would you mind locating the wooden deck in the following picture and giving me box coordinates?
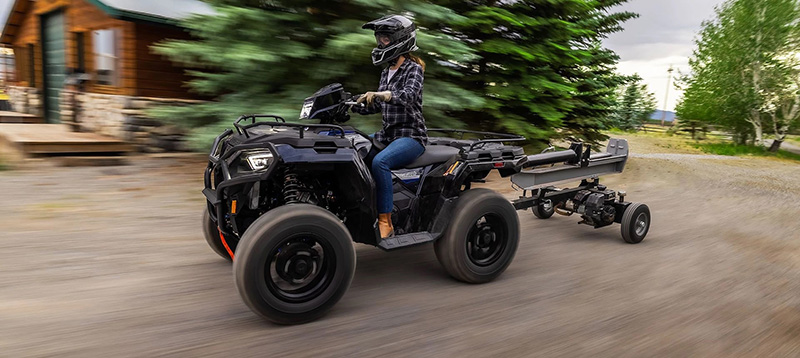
[0,124,132,165]
[0,111,44,124]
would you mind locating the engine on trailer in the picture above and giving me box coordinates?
[563,185,618,228]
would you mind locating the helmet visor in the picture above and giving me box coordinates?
[375,33,392,49]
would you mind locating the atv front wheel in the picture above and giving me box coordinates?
[203,208,233,262]
[233,204,356,325]
[434,189,520,283]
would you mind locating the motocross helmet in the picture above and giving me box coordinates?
[362,15,419,67]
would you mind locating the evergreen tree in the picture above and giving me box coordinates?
[152,0,480,146]
[440,0,636,145]
[153,0,634,148]
[608,76,657,131]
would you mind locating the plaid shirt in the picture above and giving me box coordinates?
[355,60,427,145]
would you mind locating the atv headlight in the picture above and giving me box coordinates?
[245,151,274,171]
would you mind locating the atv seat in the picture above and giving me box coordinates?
[404,145,460,168]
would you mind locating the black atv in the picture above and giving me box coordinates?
[202,83,651,324]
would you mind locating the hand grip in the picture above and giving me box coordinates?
[345,101,365,108]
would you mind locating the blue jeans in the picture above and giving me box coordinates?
[372,137,425,214]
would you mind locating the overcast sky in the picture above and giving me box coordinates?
[0,0,722,111]
[604,0,725,111]
[0,0,9,29]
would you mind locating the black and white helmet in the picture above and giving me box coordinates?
[362,15,419,67]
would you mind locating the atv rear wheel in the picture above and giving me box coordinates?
[202,208,233,262]
[233,204,356,325]
[434,189,520,284]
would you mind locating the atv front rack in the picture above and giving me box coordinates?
[233,114,346,139]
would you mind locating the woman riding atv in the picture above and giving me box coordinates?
[354,14,428,239]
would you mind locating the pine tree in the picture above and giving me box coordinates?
[440,0,636,146]
[151,0,481,147]
[609,76,657,131]
[153,0,634,149]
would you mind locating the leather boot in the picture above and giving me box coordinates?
[378,213,395,239]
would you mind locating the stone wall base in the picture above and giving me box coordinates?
[59,90,202,152]
[7,86,42,117]
[8,85,201,153]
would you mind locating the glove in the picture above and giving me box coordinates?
[356,91,392,106]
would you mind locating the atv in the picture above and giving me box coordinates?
[202,83,651,324]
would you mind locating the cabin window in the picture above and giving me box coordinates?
[2,47,16,83]
[75,32,86,73]
[27,44,35,85]
[92,29,118,86]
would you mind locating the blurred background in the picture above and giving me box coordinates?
[0,0,796,153]
[1,0,799,357]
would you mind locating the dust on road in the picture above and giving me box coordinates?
[1,135,799,357]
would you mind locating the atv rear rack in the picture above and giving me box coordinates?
[427,128,526,151]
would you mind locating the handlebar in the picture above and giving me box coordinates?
[344,101,365,108]
[346,92,390,108]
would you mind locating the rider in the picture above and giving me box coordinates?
[354,14,428,239]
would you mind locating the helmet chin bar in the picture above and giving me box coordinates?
[370,37,417,66]
[371,49,387,66]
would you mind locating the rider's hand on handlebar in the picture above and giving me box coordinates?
[357,91,392,106]
[347,95,365,112]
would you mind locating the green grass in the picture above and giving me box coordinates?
[693,142,800,162]
[607,127,640,135]
[788,136,800,145]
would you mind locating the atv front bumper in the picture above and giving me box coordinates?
[203,130,281,237]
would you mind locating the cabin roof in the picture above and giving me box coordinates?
[1,0,214,44]
[87,0,215,24]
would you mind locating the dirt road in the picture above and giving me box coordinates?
[1,135,799,357]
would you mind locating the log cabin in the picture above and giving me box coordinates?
[0,0,214,150]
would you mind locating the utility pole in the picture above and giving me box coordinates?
[661,65,674,127]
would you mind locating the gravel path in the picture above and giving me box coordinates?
[631,153,744,160]
[1,136,800,357]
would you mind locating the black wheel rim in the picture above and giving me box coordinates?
[265,234,336,303]
[541,200,554,214]
[466,214,508,267]
[634,212,649,237]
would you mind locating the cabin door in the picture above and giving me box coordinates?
[40,10,66,123]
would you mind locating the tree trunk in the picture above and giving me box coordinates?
[768,139,783,152]
[734,132,745,145]
[749,14,764,147]
[772,103,794,153]
[753,123,764,146]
